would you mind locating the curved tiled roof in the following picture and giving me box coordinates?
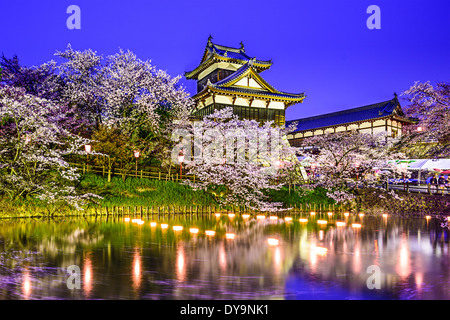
[286,97,415,132]
[185,40,272,79]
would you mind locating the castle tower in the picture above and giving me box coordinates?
[185,36,305,126]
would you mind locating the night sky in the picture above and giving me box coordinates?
[2,0,450,120]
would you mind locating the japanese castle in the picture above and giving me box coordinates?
[186,38,416,144]
[185,36,306,126]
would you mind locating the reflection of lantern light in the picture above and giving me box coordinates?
[173,226,183,231]
[284,217,293,222]
[327,212,333,216]
[256,215,265,220]
[84,144,92,154]
[84,255,93,297]
[161,224,169,229]
[382,214,388,218]
[314,246,328,255]
[131,219,140,223]
[205,230,215,236]
[317,220,327,225]
[425,215,431,220]
[132,250,141,290]
[215,213,221,218]
[242,214,250,219]
[124,217,130,222]
[310,212,316,215]
[150,222,157,227]
[22,270,31,299]
[137,220,144,225]
[344,212,350,217]
[299,218,308,223]
[176,244,185,282]
[447,216,450,221]
[268,238,279,246]
[225,233,235,240]
[189,228,199,234]
[228,213,235,218]
[359,213,364,217]
[336,221,346,227]
[352,223,362,228]
[270,216,278,220]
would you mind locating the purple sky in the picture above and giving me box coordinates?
[2,0,450,120]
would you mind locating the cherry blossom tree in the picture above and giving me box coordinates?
[177,107,298,211]
[0,85,100,211]
[400,81,450,157]
[55,46,194,165]
[0,53,61,101]
[298,131,406,205]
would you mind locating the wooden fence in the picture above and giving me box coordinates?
[80,202,346,218]
[69,162,197,182]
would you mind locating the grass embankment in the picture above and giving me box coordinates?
[0,174,336,217]
[81,174,334,208]
[79,173,217,207]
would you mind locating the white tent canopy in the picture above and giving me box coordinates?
[387,159,450,183]
[387,159,450,171]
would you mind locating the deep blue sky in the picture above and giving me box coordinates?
[2,0,450,120]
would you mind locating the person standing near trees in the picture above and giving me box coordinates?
[430,175,438,194]
[438,175,448,195]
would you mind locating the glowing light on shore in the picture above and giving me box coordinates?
[189,228,199,234]
[382,214,388,218]
[284,216,293,222]
[124,217,130,222]
[268,238,279,246]
[161,224,169,229]
[359,213,364,217]
[336,221,346,227]
[242,214,250,219]
[317,220,327,225]
[173,225,183,231]
[150,222,157,227]
[228,213,235,218]
[256,215,266,220]
[447,216,450,221]
[225,233,236,240]
[215,213,221,218]
[310,212,316,215]
[352,223,362,228]
[299,218,308,223]
[344,212,349,217]
[327,212,333,216]
[205,230,215,236]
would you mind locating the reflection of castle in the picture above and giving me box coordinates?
[185,36,305,127]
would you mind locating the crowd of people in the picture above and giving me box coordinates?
[429,174,450,193]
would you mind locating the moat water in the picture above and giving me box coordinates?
[0,212,449,300]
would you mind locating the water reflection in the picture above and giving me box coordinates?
[0,214,449,299]
[83,253,93,298]
[22,268,31,299]
[132,248,142,292]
